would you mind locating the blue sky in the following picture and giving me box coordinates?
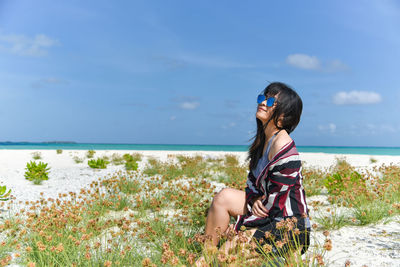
[0,0,399,146]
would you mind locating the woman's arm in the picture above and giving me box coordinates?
[244,171,264,208]
[263,152,301,217]
[245,175,269,217]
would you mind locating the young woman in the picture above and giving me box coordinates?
[203,82,310,257]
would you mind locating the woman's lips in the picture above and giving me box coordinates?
[258,107,266,112]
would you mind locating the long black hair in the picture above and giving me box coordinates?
[248,82,303,170]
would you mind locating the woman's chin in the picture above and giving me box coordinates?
[256,114,268,123]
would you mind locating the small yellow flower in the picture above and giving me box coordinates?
[323,239,332,251]
[264,231,272,239]
[276,240,284,249]
[262,243,273,253]
[56,243,64,253]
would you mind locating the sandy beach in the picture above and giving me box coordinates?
[0,149,399,266]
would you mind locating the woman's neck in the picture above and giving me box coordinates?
[264,123,280,143]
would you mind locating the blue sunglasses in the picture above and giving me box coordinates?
[257,94,276,107]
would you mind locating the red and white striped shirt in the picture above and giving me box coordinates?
[236,141,309,230]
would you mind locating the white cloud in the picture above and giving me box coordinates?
[333,91,382,105]
[179,101,200,110]
[0,32,59,57]
[286,54,349,72]
[172,96,200,110]
[318,123,336,134]
[286,54,321,70]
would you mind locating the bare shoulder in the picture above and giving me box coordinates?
[268,130,293,161]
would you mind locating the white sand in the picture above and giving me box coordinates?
[0,149,400,266]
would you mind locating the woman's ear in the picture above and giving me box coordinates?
[277,114,284,128]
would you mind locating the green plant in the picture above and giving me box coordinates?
[302,167,326,196]
[111,153,124,165]
[123,154,139,171]
[24,161,50,184]
[32,151,42,160]
[207,154,247,189]
[109,194,131,211]
[86,150,96,158]
[56,149,63,154]
[315,208,350,229]
[323,159,366,197]
[369,157,377,164]
[123,153,142,162]
[0,154,337,267]
[120,179,141,195]
[0,185,11,201]
[324,171,365,196]
[125,160,138,171]
[354,200,392,225]
[88,158,109,169]
[73,156,84,164]
[221,155,247,189]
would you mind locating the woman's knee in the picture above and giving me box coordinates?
[211,188,231,208]
[210,188,246,216]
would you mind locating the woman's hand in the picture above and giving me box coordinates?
[252,196,268,218]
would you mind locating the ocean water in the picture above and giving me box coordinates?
[0,143,400,155]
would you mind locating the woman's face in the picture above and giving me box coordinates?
[256,94,277,125]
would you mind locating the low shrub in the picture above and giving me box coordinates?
[111,153,124,165]
[56,149,63,154]
[73,156,84,164]
[32,151,42,160]
[0,185,11,201]
[88,158,109,169]
[124,153,142,162]
[24,161,50,185]
[123,154,139,171]
[302,167,326,196]
[323,158,366,198]
[324,171,365,196]
[86,150,96,158]
[221,155,247,189]
[125,160,138,171]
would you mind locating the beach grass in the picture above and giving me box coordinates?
[0,154,399,266]
[86,150,96,159]
[31,152,42,160]
[73,156,84,164]
[302,168,326,196]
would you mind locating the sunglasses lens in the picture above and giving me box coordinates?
[266,97,275,107]
[257,94,266,104]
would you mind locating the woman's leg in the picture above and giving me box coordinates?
[204,188,247,246]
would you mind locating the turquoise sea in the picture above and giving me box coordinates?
[0,142,400,155]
